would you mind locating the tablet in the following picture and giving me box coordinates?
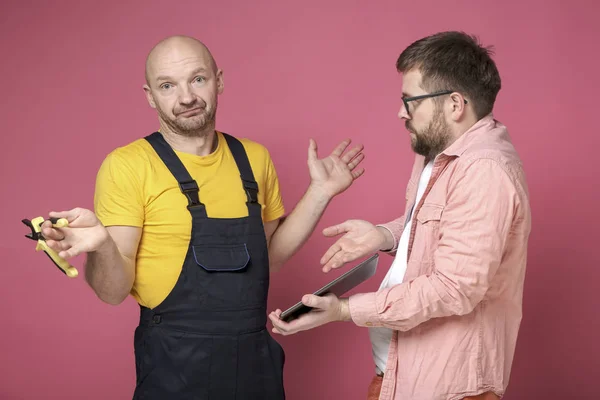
[279,253,379,322]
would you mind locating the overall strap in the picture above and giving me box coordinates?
[144,132,207,218]
[222,133,262,218]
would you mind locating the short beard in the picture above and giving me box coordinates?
[406,109,450,159]
[157,100,218,137]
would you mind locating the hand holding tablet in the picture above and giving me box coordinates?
[279,253,379,322]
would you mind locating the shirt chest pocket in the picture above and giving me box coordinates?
[411,203,444,265]
[416,203,444,227]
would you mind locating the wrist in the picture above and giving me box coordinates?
[376,226,394,251]
[92,226,113,254]
[306,183,334,204]
[338,298,352,321]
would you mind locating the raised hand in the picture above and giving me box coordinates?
[307,138,365,199]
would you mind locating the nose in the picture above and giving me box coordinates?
[398,103,410,120]
[177,84,195,105]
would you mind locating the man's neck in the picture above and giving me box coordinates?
[159,124,218,156]
[442,114,480,153]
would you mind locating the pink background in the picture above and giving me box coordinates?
[1,1,598,399]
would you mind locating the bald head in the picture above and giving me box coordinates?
[142,35,224,138]
[145,35,218,85]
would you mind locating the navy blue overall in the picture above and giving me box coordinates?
[132,131,286,400]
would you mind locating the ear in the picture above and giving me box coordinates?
[143,84,156,109]
[449,92,467,121]
[216,69,224,94]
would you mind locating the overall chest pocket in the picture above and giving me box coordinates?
[192,244,250,272]
[192,243,267,310]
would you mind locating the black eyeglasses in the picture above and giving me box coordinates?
[402,90,468,115]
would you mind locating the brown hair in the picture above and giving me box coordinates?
[396,31,501,119]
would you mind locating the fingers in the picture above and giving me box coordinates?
[320,242,342,267]
[48,208,81,223]
[45,239,66,253]
[269,294,337,336]
[268,308,318,336]
[322,249,360,272]
[322,252,348,272]
[58,246,83,260]
[322,221,351,238]
[301,294,328,309]
[330,139,351,157]
[349,154,366,179]
[321,222,351,266]
[351,167,365,180]
[347,152,365,170]
[269,311,290,335]
[41,223,66,241]
[45,239,80,259]
[307,138,318,162]
[340,143,364,164]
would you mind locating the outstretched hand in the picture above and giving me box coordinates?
[41,207,110,259]
[307,138,365,199]
[320,219,388,272]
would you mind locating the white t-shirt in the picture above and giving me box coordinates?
[369,160,434,374]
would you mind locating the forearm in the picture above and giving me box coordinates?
[376,216,406,254]
[84,237,135,305]
[348,261,493,331]
[268,184,331,271]
[376,226,395,252]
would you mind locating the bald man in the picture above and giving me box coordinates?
[41,35,365,399]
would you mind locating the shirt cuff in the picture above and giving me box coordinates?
[348,292,383,327]
[376,224,398,253]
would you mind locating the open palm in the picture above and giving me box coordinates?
[307,138,365,198]
[320,219,387,272]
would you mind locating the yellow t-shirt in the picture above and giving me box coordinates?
[94,131,286,309]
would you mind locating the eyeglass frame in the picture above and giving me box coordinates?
[402,90,468,115]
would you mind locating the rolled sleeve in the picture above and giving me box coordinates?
[376,216,405,254]
[348,292,382,327]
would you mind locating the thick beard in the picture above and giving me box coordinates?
[157,100,218,137]
[407,110,450,159]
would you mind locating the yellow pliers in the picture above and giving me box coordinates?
[22,216,78,278]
